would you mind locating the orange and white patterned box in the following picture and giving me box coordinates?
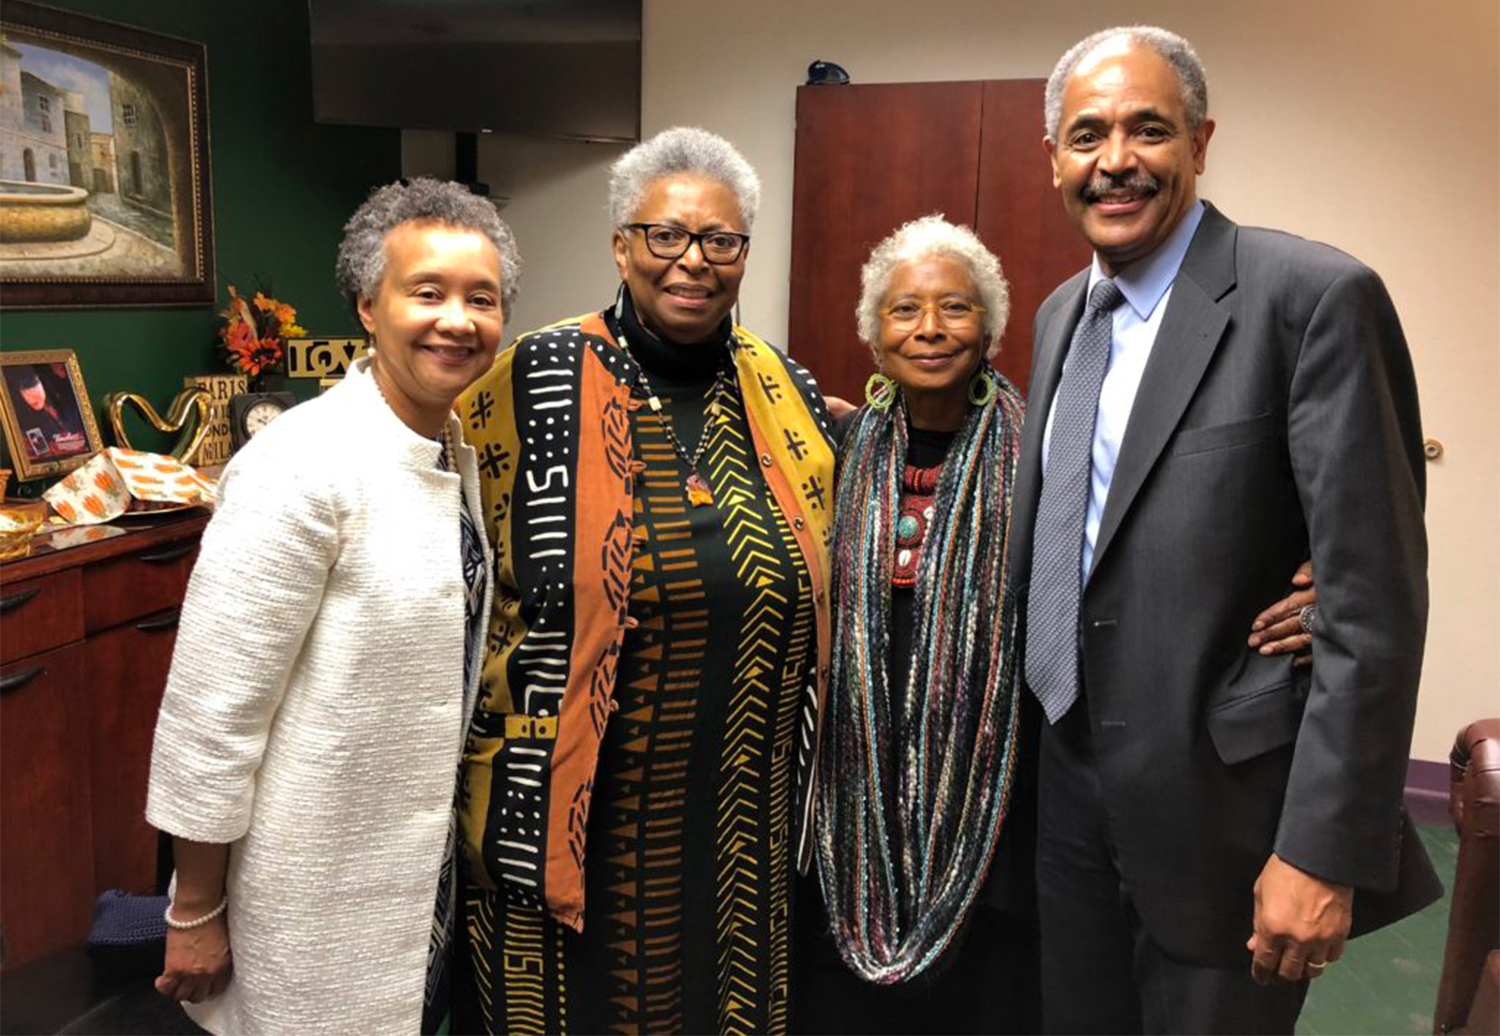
[44,448,216,525]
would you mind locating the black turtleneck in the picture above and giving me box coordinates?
[606,287,736,450]
[607,286,734,387]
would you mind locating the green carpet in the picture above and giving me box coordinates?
[1298,824,1458,1035]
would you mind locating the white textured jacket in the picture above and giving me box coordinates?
[146,359,492,1034]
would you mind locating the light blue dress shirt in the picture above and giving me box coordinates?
[1042,200,1205,583]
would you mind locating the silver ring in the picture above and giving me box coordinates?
[1298,604,1316,634]
[1307,960,1329,973]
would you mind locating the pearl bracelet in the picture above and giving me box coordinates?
[164,895,228,930]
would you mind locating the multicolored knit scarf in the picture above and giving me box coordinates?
[815,368,1025,984]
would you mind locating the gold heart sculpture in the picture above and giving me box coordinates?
[103,388,214,466]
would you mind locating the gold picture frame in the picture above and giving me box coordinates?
[0,349,104,480]
[0,2,216,309]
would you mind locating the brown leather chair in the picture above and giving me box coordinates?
[1434,718,1500,1035]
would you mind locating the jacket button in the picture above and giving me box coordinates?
[793,517,805,530]
[760,453,773,467]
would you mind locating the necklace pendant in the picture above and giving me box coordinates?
[685,471,714,507]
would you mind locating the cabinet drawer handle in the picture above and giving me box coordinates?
[0,665,45,694]
[0,588,40,613]
[139,542,198,564]
[136,608,181,632]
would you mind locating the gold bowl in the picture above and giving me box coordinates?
[0,506,44,562]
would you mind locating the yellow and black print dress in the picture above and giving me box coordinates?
[455,297,834,1035]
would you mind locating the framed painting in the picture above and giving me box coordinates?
[0,349,103,479]
[0,1,214,308]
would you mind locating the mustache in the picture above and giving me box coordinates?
[1082,172,1161,203]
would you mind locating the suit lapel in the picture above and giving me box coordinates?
[1089,206,1238,577]
[1009,270,1089,586]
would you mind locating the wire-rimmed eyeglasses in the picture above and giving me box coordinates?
[881,299,987,329]
[627,223,750,265]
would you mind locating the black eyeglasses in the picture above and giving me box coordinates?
[627,223,750,264]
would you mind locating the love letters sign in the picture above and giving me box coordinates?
[285,338,367,382]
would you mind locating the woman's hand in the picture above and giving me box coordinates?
[156,914,233,1003]
[1248,560,1316,666]
[157,837,233,1003]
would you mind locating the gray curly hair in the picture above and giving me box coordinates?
[1044,25,1209,140]
[856,215,1010,361]
[335,177,521,319]
[608,127,761,231]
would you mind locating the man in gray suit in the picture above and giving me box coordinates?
[1013,25,1442,1032]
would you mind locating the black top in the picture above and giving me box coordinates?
[832,412,955,699]
[889,425,955,697]
[608,286,733,382]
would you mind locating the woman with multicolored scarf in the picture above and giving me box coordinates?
[797,215,1036,1034]
[454,127,835,1035]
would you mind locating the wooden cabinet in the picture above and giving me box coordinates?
[0,512,209,970]
[0,570,83,664]
[0,642,92,973]
[85,618,181,895]
[788,79,1092,402]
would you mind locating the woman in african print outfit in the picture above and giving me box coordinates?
[454,127,836,1035]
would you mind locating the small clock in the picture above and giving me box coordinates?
[228,391,297,452]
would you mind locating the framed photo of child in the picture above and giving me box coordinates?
[0,349,104,480]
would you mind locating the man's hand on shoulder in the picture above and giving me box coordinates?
[1246,852,1353,985]
[823,395,856,420]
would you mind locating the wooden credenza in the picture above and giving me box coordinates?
[0,510,210,970]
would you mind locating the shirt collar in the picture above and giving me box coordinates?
[1088,200,1205,321]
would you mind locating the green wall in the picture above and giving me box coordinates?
[0,0,400,485]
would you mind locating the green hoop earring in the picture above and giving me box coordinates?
[865,372,897,410]
[968,369,996,407]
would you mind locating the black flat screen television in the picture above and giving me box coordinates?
[308,0,641,142]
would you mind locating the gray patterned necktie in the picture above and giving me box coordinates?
[1026,279,1124,724]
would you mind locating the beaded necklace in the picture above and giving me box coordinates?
[815,368,1025,985]
[893,462,942,587]
[621,354,734,507]
[612,287,737,508]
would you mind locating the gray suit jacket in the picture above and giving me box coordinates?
[1011,203,1442,964]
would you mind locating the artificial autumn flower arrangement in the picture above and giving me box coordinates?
[216,284,307,378]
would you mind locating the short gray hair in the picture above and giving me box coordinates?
[1044,26,1209,140]
[608,126,761,231]
[335,177,521,319]
[856,215,1011,360]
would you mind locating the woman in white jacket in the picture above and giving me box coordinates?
[145,178,516,1034]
